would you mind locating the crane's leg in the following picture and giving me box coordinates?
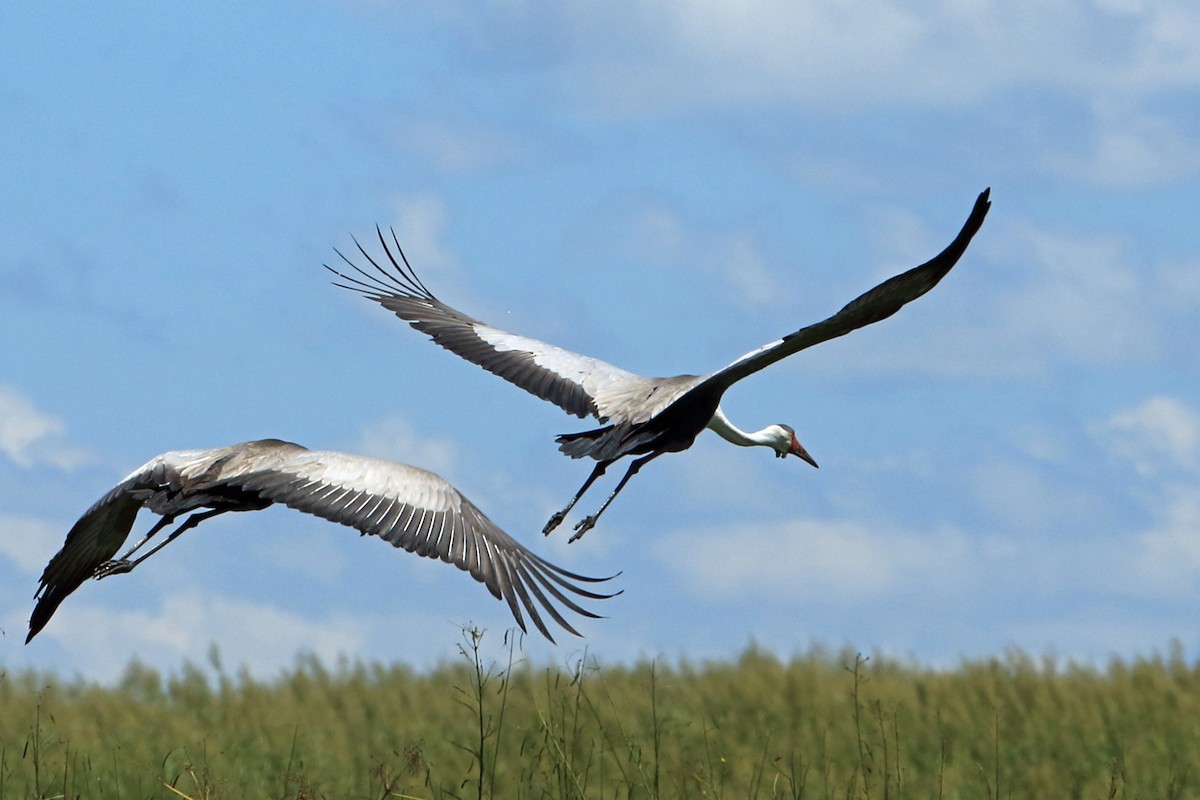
[106,512,179,564]
[569,452,663,542]
[93,509,228,579]
[544,460,612,536]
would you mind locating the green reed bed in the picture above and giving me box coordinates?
[2,631,1198,799]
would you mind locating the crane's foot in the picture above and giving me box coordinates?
[93,559,134,579]
[543,510,567,536]
[568,516,597,543]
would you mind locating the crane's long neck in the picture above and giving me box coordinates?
[706,405,775,448]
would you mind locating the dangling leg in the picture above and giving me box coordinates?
[108,512,179,564]
[93,509,228,579]
[569,452,663,542]
[544,460,612,536]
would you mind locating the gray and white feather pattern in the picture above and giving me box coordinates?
[27,439,616,644]
[329,190,991,538]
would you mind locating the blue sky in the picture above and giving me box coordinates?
[2,2,1199,682]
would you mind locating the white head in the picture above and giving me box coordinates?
[767,424,819,467]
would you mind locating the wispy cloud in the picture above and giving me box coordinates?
[0,513,63,573]
[386,193,460,276]
[357,412,460,480]
[441,1,1200,111]
[819,217,1195,379]
[656,517,974,605]
[393,119,525,175]
[0,385,92,470]
[620,204,784,310]
[431,2,1200,187]
[1093,395,1200,477]
[1045,102,1200,188]
[28,594,366,683]
[1129,486,1200,597]
[993,225,1157,366]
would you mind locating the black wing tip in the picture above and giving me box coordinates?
[503,555,623,642]
[946,187,991,245]
[25,591,59,644]
[24,613,48,644]
[324,228,436,303]
[913,186,992,276]
[542,559,623,585]
[948,187,992,259]
[323,263,386,299]
[968,187,992,228]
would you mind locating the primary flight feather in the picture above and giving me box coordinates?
[27,439,617,644]
[329,189,991,539]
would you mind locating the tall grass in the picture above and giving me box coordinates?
[2,635,1198,798]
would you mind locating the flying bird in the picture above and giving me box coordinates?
[27,439,616,644]
[329,189,991,540]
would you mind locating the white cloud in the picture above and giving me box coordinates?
[566,2,969,113]
[720,238,777,308]
[970,457,1098,534]
[387,193,458,275]
[444,2,1200,188]
[1046,102,1200,188]
[0,385,92,470]
[357,412,460,480]
[376,193,497,308]
[0,514,63,573]
[1131,487,1200,595]
[1091,0,1200,92]
[1093,395,1200,476]
[996,225,1156,365]
[623,205,785,310]
[836,218,1193,379]
[536,0,1200,115]
[656,517,973,604]
[32,594,366,683]
[631,207,686,261]
[394,119,524,174]
[252,522,351,585]
[1081,396,1200,599]
[1161,257,1200,306]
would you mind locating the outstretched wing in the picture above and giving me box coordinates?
[233,448,619,642]
[693,188,992,397]
[327,227,640,421]
[26,455,174,643]
[28,442,617,645]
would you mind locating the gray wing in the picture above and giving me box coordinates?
[693,188,991,397]
[26,454,176,643]
[327,227,640,421]
[29,442,616,645]
[233,449,618,642]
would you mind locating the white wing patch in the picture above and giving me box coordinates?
[714,337,786,377]
[286,451,462,515]
[590,374,707,425]
[476,325,639,404]
[473,328,712,425]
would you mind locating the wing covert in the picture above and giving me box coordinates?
[327,227,638,420]
[232,450,618,642]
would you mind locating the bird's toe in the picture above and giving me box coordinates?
[543,511,566,536]
[93,559,133,580]
[568,517,596,543]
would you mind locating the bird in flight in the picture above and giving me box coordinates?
[329,189,991,540]
[27,439,616,644]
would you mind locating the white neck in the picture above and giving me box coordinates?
[706,405,777,448]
